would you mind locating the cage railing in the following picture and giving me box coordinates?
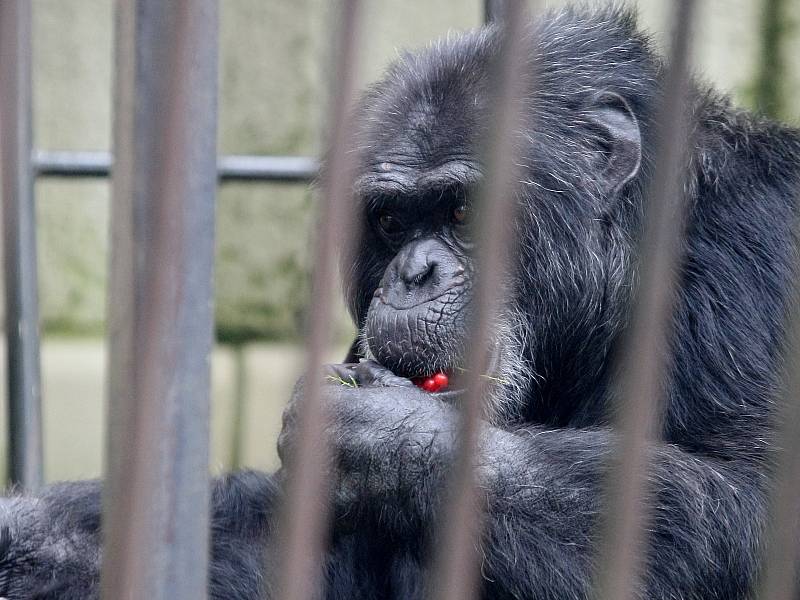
[591,1,697,598]
[271,1,363,599]
[32,150,318,183]
[0,0,43,493]
[427,1,534,598]
[1,1,799,599]
[99,1,218,597]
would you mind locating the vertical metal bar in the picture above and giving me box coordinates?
[592,2,697,599]
[273,2,363,599]
[0,0,43,491]
[429,1,532,599]
[756,205,800,600]
[100,2,218,598]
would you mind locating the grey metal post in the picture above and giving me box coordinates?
[101,1,218,598]
[756,276,800,599]
[592,2,697,599]
[0,0,44,491]
[429,2,533,598]
[272,2,363,599]
[756,196,800,600]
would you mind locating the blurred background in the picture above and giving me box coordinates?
[0,0,798,482]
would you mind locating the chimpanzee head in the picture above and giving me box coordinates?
[345,8,658,420]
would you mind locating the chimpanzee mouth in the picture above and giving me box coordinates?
[364,291,504,393]
[365,291,469,379]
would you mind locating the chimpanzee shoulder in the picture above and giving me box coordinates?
[667,95,800,458]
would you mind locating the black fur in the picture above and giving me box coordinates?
[3,6,800,599]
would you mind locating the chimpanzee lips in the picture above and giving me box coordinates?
[365,289,469,379]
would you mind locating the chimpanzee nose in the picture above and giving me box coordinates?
[379,237,463,309]
[399,248,436,286]
[395,237,446,289]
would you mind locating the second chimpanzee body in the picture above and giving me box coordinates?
[2,6,800,599]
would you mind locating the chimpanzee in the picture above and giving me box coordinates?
[1,6,799,599]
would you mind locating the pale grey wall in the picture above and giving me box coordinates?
[780,0,800,121]
[19,0,800,340]
[26,0,483,341]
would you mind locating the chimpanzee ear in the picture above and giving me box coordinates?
[585,91,641,195]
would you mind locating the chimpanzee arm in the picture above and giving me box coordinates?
[0,481,103,598]
[209,471,282,599]
[0,472,287,600]
[279,380,766,600]
[476,427,764,599]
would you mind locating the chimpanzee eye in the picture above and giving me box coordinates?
[376,210,402,235]
[452,204,468,224]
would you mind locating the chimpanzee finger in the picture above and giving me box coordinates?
[354,360,414,387]
[324,363,359,387]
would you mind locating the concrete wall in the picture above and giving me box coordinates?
[25,0,800,341]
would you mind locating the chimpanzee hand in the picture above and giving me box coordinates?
[324,359,416,388]
[277,361,459,534]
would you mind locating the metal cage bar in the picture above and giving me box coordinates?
[33,150,318,183]
[429,1,533,599]
[272,2,363,599]
[100,1,218,598]
[0,0,44,491]
[591,1,698,599]
[756,198,800,599]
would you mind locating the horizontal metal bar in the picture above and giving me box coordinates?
[33,150,318,183]
[33,150,110,178]
[218,154,317,182]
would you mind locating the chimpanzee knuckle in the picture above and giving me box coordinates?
[284,374,316,421]
[276,431,286,462]
[279,387,353,464]
[325,363,359,386]
[337,394,386,433]
[352,360,413,387]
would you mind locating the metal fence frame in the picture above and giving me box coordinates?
[0,0,43,492]
[99,2,218,596]
[0,1,798,599]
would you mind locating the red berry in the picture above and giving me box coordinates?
[422,378,438,392]
[433,372,449,389]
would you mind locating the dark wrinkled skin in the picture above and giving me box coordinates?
[279,362,460,535]
[3,6,800,600]
[364,232,473,378]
